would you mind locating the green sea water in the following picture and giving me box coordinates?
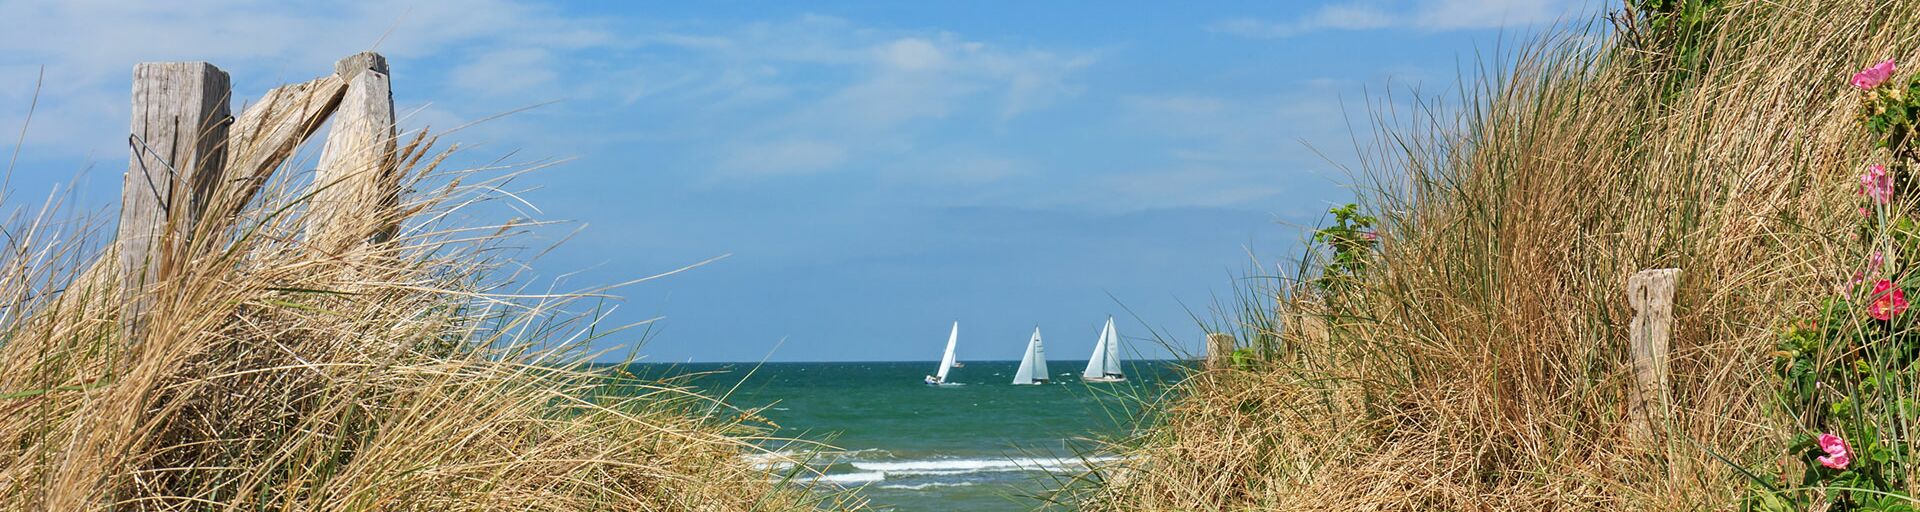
[635,360,1182,511]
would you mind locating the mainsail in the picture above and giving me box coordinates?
[934,322,959,383]
[1101,317,1121,376]
[1013,328,1049,385]
[1082,317,1124,381]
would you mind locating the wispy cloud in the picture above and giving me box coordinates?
[0,3,1096,186]
[0,0,614,157]
[1208,0,1575,39]
[682,19,1097,178]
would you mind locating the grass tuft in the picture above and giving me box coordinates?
[0,117,848,510]
[1087,1,1920,509]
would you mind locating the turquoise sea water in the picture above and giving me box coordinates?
[635,360,1182,511]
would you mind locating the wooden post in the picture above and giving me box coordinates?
[119,62,231,341]
[308,52,399,253]
[1206,332,1236,370]
[213,74,348,225]
[1626,268,1679,447]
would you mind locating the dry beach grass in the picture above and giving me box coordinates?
[0,62,839,511]
[1088,1,1920,509]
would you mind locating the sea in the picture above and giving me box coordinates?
[632,360,1183,511]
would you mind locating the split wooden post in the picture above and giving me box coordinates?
[1626,268,1679,447]
[213,73,348,225]
[1206,332,1236,370]
[118,62,231,342]
[308,52,399,253]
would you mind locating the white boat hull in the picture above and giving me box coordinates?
[1081,375,1127,383]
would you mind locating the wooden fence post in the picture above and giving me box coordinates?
[118,62,231,342]
[308,52,399,253]
[1206,332,1236,370]
[1626,268,1679,447]
[213,74,348,225]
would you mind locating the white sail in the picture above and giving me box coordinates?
[1102,317,1122,376]
[935,322,959,382]
[1082,321,1109,379]
[1083,317,1124,381]
[1014,328,1048,385]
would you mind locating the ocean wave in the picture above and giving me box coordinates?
[877,481,978,490]
[815,471,886,485]
[741,451,799,471]
[849,456,1120,476]
[742,448,896,470]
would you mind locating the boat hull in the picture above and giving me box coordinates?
[1081,376,1127,383]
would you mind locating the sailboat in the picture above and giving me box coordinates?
[925,322,963,386]
[1081,317,1126,383]
[1012,327,1050,385]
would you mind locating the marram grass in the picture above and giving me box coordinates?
[1086,1,1920,510]
[0,125,853,510]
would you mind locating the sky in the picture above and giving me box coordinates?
[0,0,1600,362]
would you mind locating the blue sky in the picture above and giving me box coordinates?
[0,0,1595,362]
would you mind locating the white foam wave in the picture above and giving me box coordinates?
[815,471,886,485]
[878,481,978,490]
[743,447,899,471]
[741,450,801,471]
[850,456,1119,476]
[840,448,893,459]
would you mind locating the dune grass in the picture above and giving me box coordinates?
[1086,1,1920,509]
[0,112,849,509]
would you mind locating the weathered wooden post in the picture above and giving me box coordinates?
[214,72,347,224]
[1206,332,1236,370]
[307,52,399,253]
[118,62,231,341]
[1626,268,1679,447]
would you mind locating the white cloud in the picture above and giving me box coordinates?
[666,19,1095,178]
[1208,0,1576,39]
[0,3,1096,193]
[0,0,615,158]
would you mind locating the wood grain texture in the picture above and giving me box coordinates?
[1626,268,1678,449]
[1206,333,1236,370]
[118,62,230,341]
[308,52,399,253]
[215,75,347,224]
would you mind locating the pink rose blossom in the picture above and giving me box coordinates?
[1817,433,1852,470]
[1853,59,1898,90]
[1860,164,1893,204]
[1870,279,1910,321]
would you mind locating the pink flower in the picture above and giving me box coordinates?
[1359,231,1379,241]
[1853,59,1898,90]
[1871,251,1887,274]
[1859,164,1893,204]
[1817,433,1852,470]
[1870,279,1909,321]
